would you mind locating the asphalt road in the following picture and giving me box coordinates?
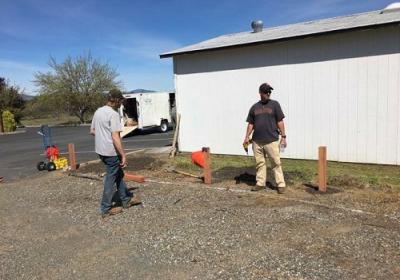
[0,126,173,182]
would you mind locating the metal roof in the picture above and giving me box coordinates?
[160,8,400,58]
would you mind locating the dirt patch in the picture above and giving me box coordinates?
[304,183,343,194]
[328,174,366,188]
[73,152,400,218]
[2,152,399,279]
[3,171,398,279]
[77,153,167,175]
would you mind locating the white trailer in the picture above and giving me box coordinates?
[119,91,175,137]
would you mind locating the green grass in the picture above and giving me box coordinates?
[174,154,254,173]
[21,115,83,126]
[174,153,400,190]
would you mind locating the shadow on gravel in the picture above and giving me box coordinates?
[214,166,311,187]
[303,183,343,194]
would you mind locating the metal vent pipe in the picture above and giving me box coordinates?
[251,20,263,33]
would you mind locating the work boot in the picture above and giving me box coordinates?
[123,195,142,208]
[101,207,123,218]
[277,187,286,194]
[251,185,264,192]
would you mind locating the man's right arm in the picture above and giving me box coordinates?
[90,115,95,135]
[244,123,254,145]
[244,107,254,144]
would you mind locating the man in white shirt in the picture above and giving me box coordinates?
[91,89,141,218]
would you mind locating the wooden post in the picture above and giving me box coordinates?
[68,143,77,171]
[124,173,145,183]
[202,147,212,184]
[318,146,327,192]
[169,113,181,158]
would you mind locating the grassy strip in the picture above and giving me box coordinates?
[21,115,83,126]
[174,154,400,190]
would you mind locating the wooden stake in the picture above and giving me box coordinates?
[169,113,181,158]
[318,146,327,192]
[68,143,77,171]
[202,147,212,184]
[124,173,145,183]
[170,169,202,179]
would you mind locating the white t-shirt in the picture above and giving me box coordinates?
[91,105,122,156]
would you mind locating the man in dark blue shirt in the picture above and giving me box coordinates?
[244,83,287,194]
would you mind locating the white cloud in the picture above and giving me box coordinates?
[26,0,95,20]
[0,59,50,93]
[0,0,96,40]
[0,59,48,73]
[108,32,181,62]
[275,0,384,24]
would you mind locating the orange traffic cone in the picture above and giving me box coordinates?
[191,151,205,168]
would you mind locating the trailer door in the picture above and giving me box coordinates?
[138,94,156,127]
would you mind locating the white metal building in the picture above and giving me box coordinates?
[161,5,400,165]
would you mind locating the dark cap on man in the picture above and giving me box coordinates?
[259,83,274,94]
[107,89,123,101]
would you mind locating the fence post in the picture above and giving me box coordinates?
[202,147,212,184]
[169,113,181,158]
[68,143,77,171]
[318,146,327,192]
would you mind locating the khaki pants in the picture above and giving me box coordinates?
[252,141,286,188]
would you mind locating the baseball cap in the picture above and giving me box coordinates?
[259,83,274,94]
[107,89,123,101]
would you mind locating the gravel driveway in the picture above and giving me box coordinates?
[0,152,399,280]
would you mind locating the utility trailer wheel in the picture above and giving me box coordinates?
[37,161,47,171]
[159,120,168,133]
[47,162,56,171]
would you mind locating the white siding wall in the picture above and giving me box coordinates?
[173,25,400,164]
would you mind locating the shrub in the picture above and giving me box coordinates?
[2,110,16,132]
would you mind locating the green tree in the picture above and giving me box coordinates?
[22,93,63,119]
[34,53,120,123]
[0,77,25,125]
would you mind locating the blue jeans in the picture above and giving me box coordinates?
[99,155,130,214]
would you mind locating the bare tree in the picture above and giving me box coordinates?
[34,53,120,123]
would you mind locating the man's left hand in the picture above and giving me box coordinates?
[120,155,128,168]
[280,137,287,148]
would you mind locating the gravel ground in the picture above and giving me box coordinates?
[0,152,399,280]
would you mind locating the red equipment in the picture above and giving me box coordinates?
[46,145,60,161]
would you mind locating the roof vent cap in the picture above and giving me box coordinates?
[251,20,263,33]
[381,2,400,13]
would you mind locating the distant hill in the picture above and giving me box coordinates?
[21,94,35,101]
[128,89,155,93]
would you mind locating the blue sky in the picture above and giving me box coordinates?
[0,0,394,94]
